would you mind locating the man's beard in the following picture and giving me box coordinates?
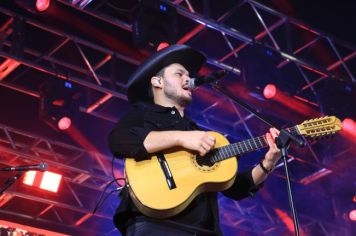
[164,89,192,107]
[177,94,192,107]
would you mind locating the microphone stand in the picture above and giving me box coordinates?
[0,171,24,196]
[0,162,47,196]
[211,83,303,236]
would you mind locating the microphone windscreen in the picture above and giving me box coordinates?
[40,162,49,171]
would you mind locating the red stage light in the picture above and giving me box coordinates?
[23,171,62,193]
[341,118,356,142]
[263,84,277,99]
[157,42,170,51]
[36,0,50,12]
[57,116,72,130]
[40,171,62,192]
[349,210,356,221]
[23,170,36,186]
[342,118,356,133]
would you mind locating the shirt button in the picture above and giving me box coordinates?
[171,110,175,115]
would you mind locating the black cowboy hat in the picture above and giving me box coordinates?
[127,44,206,103]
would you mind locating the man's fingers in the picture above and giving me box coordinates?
[205,138,215,147]
[199,147,207,156]
[201,142,210,151]
[266,132,274,146]
[204,135,216,144]
[269,128,279,139]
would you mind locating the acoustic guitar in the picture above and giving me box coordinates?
[125,116,342,219]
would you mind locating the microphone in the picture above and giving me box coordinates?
[0,162,48,172]
[188,70,227,90]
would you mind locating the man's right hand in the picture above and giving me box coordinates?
[178,131,216,156]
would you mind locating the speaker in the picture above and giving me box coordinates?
[132,0,178,51]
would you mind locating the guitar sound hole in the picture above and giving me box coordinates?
[196,152,215,167]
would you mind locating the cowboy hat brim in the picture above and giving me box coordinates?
[127,44,206,103]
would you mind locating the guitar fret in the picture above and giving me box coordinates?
[242,141,248,152]
[252,137,259,149]
[245,140,251,150]
[217,147,224,160]
[226,145,233,157]
[258,136,265,147]
[247,139,254,150]
[229,145,235,156]
[214,150,222,162]
[216,149,223,161]
[210,153,216,163]
[221,147,228,158]
[233,143,241,155]
[228,144,234,157]
[230,144,237,156]
[243,140,249,152]
[222,146,229,158]
[238,143,244,153]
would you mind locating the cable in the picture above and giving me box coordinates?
[93,188,122,214]
[92,177,125,214]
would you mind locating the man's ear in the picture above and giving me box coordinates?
[151,76,162,87]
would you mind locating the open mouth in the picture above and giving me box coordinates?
[182,85,190,91]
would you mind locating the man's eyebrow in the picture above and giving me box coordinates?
[175,68,189,75]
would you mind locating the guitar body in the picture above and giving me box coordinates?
[125,131,238,219]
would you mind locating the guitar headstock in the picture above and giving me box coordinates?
[296,116,342,139]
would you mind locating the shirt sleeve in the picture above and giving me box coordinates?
[107,104,152,161]
[221,168,263,200]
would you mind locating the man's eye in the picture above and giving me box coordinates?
[175,72,183,77]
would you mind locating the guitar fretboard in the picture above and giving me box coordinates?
[201,126,299,164]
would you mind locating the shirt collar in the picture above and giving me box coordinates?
[139,101,175,113]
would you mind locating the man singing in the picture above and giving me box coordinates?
[108,44,281,236]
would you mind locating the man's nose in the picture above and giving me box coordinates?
[183,74,191,83]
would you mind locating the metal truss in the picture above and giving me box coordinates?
[0,5,136,123]
[0,123,123,235]
[0,0,355,235]
[0,0,354,123]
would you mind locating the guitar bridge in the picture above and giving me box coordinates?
[157,153,176,190]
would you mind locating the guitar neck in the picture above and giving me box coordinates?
[210,126,299,163]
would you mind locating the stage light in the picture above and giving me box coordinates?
[342,118,356,133]
[157,42,170,51]
[40,172,62,192]
[36,0,50,12]
[263,84,277,99]
[341,118,356,142]
[349,210,356,221]
[57,116,72,131]
[23,171,62,193]
[22,170,36,186]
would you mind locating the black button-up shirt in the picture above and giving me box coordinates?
[108,102,260,235]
